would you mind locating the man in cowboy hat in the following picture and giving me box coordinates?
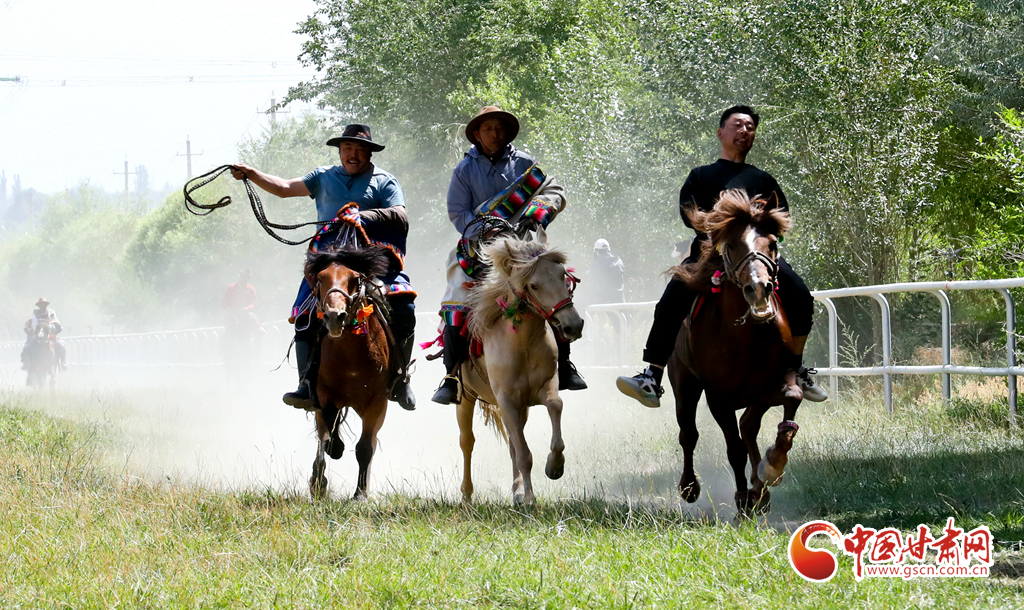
[22,297,66,371]
[616,105,827,408]
[431,106,587,404]
[230,123,418,411]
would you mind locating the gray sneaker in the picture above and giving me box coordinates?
[616,372,664,408]
[797,366,828,402]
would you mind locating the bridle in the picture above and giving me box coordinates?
[315,278,369,331]
[718,242,780,325]
[514,269,580,326]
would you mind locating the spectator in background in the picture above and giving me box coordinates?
[671,239,692,264]
[587,239,626,305]
[221,268,257,317]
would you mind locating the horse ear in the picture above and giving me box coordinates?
[763,191,780,211]
[534,226,548,246]
[489,240,514,276]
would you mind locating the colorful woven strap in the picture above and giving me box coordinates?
[520,200,554,228]
[477,164,546,220]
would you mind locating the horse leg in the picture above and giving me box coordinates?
[708,400,753,517]
[456,394,476,503]
[499,395,533,505]
[673,374,703,503]
[353,399,387,500]
[309,409,330,500]
[739,406,771,514]
[543,394,565,481]
[759,399,800,489]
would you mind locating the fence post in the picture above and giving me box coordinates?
[872,293,893,413]
[1000,288,1017,426]
[821,297,839,399]
[931,290,952,402]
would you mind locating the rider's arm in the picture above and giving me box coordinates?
[359,206,409,237]
[679,168,701,229]
[446,165,478,237]
[230,164,310,198]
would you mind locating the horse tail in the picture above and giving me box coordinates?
[478,400,508,444]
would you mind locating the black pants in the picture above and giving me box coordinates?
[642,256,813,366]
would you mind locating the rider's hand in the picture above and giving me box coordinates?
[230,164,252,181]
[517,217,541,235]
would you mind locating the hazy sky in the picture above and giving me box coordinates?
[0,0,319,195]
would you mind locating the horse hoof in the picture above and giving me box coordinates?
[751,488,771,515]
[679,478,701,503]
[325,437,345,460]
[309,477,328,500]
[545,453,565,480]
[758,458,784,487]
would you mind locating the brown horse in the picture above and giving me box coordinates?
[457,229,584,505]
[305,245,394,500]
[668,189,803,517]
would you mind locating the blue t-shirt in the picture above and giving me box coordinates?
[302,164,405,222]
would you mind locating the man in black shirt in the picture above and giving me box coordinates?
[617,105,827,407]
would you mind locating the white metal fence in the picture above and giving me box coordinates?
[3,280,1020,423]
[583,278,1022,425]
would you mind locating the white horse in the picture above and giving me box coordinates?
[456,228,585,505]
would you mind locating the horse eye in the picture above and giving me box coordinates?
[529,283,538,291]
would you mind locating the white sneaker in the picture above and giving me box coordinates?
[797,366,828,402]
[616,372,664,408]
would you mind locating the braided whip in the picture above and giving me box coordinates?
[182,165,332,246]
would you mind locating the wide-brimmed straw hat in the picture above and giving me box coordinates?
[326,124,385,152]
[465,106,520,147]
[35,297,50,307]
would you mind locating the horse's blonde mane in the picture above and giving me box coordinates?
[674,189,792,291]
[468,234,567,338]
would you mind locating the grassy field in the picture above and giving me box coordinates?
[2,375,1023,608]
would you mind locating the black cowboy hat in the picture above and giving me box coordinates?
[465,106,520,147]
[326,124,385,152]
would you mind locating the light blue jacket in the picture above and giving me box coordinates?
[446,144,535,237]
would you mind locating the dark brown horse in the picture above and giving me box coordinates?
[668,189,803,517]
[305,245,394,500]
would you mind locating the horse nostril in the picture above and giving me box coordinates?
[743,284,756,300]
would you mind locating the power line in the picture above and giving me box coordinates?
[15,74,313,87]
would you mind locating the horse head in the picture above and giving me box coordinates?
[691,189,792,323]
[482,227,585,341]
[305,245,393,338]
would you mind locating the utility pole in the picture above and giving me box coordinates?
[112,158,136,196]
[175,136,203,179]
[265,91,289,124]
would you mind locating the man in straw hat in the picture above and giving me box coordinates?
[231,124,418,411]
[430,106,587,404]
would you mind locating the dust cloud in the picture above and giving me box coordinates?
[1,325,751,518]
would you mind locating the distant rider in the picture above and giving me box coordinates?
[21,297,66,371]
[230,124,417,411]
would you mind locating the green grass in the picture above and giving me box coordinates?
[1,385,1023,608]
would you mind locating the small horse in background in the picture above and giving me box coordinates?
[668,189,803,517]
[305,245,394,500]
[458,228,584,505]
[25,320,58,390]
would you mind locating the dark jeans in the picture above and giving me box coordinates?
[642,256,813,366]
